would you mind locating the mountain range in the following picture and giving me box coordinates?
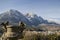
[0,9,59,26]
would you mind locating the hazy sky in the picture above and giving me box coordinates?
[0,0,60,19]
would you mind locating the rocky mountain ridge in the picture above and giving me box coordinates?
[0,9,59,26]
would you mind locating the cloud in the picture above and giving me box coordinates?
[46,18,60,24]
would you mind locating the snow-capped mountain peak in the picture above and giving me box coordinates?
[0,9,32,25]
[0,9,59,26]
[25,13,36,18]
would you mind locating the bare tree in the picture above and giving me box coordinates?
[0,21,9,32]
